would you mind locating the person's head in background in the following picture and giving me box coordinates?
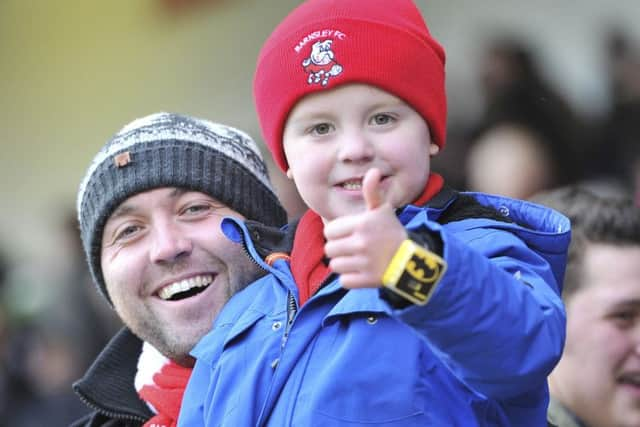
[468,36,580,198]
[77,112,287,365]
[477,36,574,120]
[479,37,541,101]
[605,28,640,108]
[597,28,640,200]
[253,0,446,222]
[532,186,640,427]
[465,121,558,200]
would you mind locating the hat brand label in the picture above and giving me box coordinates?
[113,151,131,167]
[294,29,346,53]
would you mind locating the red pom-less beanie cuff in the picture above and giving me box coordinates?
[254,0,447,172]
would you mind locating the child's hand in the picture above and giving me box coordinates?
[324,168,407,289]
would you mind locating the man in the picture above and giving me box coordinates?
[71,112,287,426]
[533,186,640,427]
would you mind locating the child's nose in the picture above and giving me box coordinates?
[338,131,375,163]
[149,221,193,264]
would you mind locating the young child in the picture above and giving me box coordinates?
[178,1,570,426]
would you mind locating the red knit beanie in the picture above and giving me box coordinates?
[254,0,447,172]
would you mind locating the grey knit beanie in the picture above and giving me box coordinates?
[77,112,287,303]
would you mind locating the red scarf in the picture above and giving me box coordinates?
[138,360,192,427]
[291,172,444,306]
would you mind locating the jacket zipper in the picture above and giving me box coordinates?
[281,291,298,349]
[75,391,147,424]
[242,228,270,272]
[279,271,337,351]
[240,224,298,353]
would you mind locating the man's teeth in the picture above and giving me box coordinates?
[341,180,363,190]
[158,275,213,300]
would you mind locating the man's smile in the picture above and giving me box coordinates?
[157,274,214,301]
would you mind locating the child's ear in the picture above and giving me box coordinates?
[429,143,440,156]
[286,169,294,180]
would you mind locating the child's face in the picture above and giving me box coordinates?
[283,83,439,222]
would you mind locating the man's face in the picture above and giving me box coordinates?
[551,243,640,427]
[101,187,262,364]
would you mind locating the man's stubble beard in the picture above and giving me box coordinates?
[131,257,265,364]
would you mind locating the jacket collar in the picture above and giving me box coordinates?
[72,327,152,423]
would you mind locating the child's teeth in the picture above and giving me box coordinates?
[342,181,362,190]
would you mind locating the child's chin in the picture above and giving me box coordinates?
[325,204,367,220]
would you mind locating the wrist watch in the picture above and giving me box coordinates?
[381,239,447,306]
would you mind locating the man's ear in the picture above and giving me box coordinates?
[429,143,440,156]
[286,169,294,180]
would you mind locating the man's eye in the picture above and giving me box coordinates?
[115,225,141,242]
[371,113,394,126]
[182,202,225,217]
[310,123,333,135]
[184,204,211,214]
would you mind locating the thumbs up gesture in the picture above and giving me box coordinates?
[324,168,408,289]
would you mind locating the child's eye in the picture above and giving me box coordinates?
[610,311,638,329]
[370,113,395,126]
[309,123,334,136]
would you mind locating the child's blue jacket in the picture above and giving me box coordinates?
[178,189,570,427]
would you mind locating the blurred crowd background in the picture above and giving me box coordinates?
[1,0,639,425]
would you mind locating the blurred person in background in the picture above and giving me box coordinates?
[71,112,287,426]
[0,247,88,427]
[0,248,33,426]
[4,209,122,426]
[463,37,582,199]
[465,121,559,200]
[587,28,640,200]
[478,36,579,153]
[532,186,640,427]
[9,319,90,426]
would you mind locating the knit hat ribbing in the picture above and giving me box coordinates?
[77,112,287,303]
[254,0,447,172]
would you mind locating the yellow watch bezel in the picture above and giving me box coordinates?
[381,239,447,306]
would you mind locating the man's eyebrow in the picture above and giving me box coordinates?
[109,203,138,221]
[109,188,187,220]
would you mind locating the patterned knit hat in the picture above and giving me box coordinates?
[254,0,447,172]
[77,112,287,303]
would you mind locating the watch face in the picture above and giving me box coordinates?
[383,241,447,305]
